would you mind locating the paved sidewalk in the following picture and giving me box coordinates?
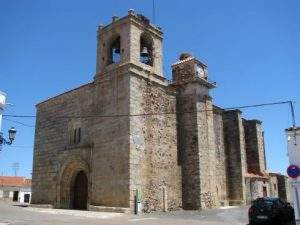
[2,201,298,225]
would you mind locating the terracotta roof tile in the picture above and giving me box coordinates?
[245,172,269,179]
[0,176,31,187]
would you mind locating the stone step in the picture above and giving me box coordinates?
[88,205,131,213]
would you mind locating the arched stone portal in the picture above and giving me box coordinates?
[57,157,90,209]
[72,171,88,209]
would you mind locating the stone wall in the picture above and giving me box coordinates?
[243,120,266,174]
[197,97,217,209]
[176,90,200,209]
[223,110,247,205]
[32,83,94,206]
[32,70,132,209]
[129,74,182,212]
[269,174,279,198]
[245,178,252,204]
[176,81,217,210]
[91,71,131,208]
[213,107,228,206]
[245,178,269,204]
[277,174,291,202]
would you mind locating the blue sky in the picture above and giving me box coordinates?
[0,0,299,178]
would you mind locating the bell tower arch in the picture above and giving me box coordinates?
[140,32,154,66]
[95,10,164,82]
[107,35,121,65]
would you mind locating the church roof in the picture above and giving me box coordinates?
[36,82,93,107]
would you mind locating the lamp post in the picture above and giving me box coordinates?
[0,127,17,147]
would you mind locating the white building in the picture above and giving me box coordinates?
[0,176,31,203]
[0,91,6,151]
[286,127,300,220]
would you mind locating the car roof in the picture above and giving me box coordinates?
[255,197,280,202]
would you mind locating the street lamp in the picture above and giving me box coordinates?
[0,127,17,146]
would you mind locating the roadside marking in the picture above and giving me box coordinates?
[129,217,157,222]
[0,223,9,225]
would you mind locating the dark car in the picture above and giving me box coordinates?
[249,197,296,225]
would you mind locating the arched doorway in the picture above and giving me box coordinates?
[72,171,88,210]
[58,158,89,209]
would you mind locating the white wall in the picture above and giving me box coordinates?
[286,128,300,220]
[8,191,13,199]
[19,191,31,203]
[287,129,300,167]
[0,187,31,203]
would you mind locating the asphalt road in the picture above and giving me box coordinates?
[0,201,298,225]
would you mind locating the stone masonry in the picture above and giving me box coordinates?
[243,119,266,174]
[223,110,247,205]
[31,10,290,213]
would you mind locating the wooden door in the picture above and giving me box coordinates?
[73,171,88,210]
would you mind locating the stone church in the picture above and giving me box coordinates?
[31,10,289,212]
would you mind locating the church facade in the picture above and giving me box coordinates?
[31,10,289,212]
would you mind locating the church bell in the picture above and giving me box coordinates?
[114,47,120,54]
[140,47,149,57]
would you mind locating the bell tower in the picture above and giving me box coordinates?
[95,10,164,83]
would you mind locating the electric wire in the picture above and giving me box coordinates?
[5,145,33,149]
[1,100,296,151]
[2,100,294,119]
[3,118,35,128]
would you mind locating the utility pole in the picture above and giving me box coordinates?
[286,101,299,219]
[289,100,297,145]
[12,162,19,177]
[290,101,296,129]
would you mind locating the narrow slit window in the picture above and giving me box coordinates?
[77,128,81,144]
[73,129,77,144]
